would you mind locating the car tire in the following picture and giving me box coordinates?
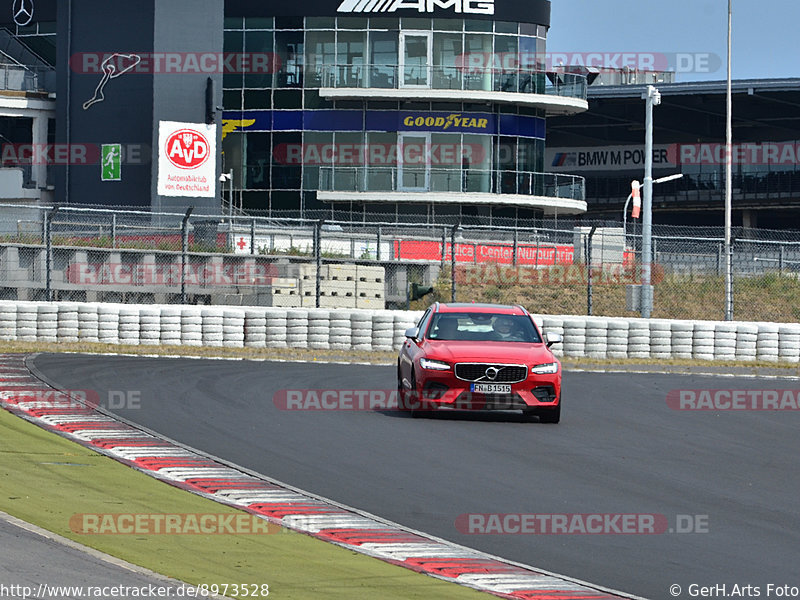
[537,401,561,424]
[397,366,421,417]
[397,366,411,414]
[408,371,423,418]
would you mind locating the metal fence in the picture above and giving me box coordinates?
[1,204,799,323]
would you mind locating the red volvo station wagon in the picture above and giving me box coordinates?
[397,303,563,423]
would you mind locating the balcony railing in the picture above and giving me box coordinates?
[319,166,585,201]
[0,63,56,94]
[315,64,587,102]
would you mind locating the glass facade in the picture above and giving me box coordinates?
[222,14,584,221]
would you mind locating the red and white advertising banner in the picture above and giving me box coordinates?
[157,121,216,198]
[393,240,575,266]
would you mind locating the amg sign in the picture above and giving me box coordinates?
[337,0,494,15]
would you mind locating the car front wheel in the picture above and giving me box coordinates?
[536,401,561,424]
[525,399,561,424]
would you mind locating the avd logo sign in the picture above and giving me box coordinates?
[157,121,216,198]
[165,129,211,170]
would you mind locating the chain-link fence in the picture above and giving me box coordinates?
[1,204,799,323]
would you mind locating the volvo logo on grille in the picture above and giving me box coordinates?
[485,367,500,381]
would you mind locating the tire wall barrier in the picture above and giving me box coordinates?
[1,300,799,362]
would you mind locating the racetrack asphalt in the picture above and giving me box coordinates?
[31,354,800,600]
[0,513,190,596]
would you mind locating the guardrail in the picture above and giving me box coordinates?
[2,300,799,362]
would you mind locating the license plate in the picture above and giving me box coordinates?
[471,383,511,394]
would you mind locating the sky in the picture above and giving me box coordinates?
[547,0,800,82]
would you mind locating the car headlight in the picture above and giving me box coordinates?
[420,358,451,371]
[531,362,559,375]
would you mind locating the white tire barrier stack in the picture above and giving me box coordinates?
[265,309,288,349]
[77,304,99,343]
[713,323,737,361]
[160,308,182,346]
[394,312,421,350]
[97,305,120,345]
[692,322,715,361]
[734,323,758,361]
[584,319,608,359]
[181,308,204,347]
[351,311,372,351]
[329,311,352,351]
[286,310,308,349]
[201,308,224,347]
[372,313,395,352]
[3,300,800,364]
[542,317,565,358]
[139,308,161,346]
[222,310,245,348]
[37,304,58,343]
[562,318,586,358]
[0,303,15,341]
[57,304,80,343]
[778,325,800,363]
[671,321,694,359]
[244,309,267,348]
[118,307,140,346]
[307,310,330,350]
[627,321,651,359]
[650,321,672,360]
[606,319,629,359]
[16,304,37,342]
[756,324,780,362]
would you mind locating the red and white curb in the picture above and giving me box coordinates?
[1,354,641,600]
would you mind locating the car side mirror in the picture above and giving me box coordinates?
[405,327,420,340]
[545,332,563,348]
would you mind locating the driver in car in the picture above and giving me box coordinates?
[491,316,522,341]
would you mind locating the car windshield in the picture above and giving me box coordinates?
[427,313,542,343]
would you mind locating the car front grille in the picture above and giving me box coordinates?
[454,363,528,384]
[454,392,527,410]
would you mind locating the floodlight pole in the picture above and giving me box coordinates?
[640,85,660,318]
[724,0,734,320]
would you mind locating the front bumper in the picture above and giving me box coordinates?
[414,370,560,411]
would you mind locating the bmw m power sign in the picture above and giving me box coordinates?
[157,121,217,198]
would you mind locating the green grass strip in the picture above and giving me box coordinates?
[0,408,487,599]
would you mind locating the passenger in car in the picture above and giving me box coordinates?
[435,317,460,340]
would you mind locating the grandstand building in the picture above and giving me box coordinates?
[1,2,798,229]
